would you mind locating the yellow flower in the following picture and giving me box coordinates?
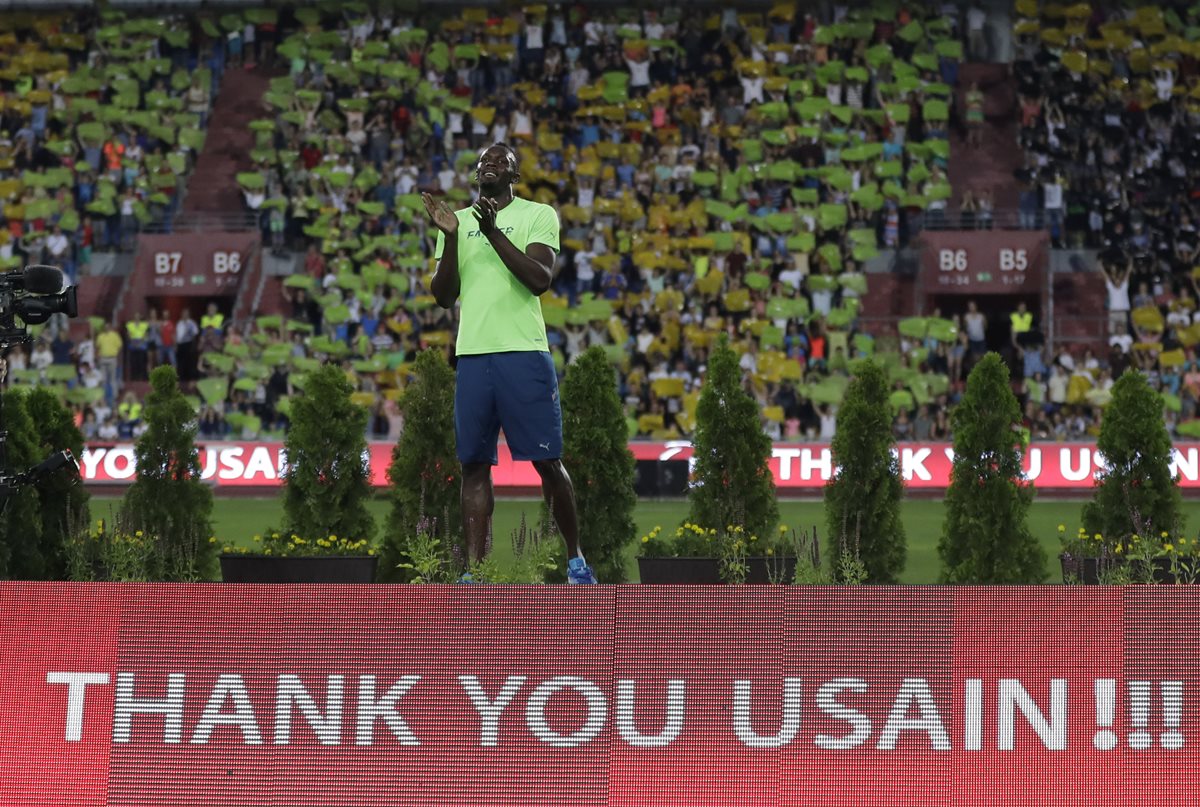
[1115,544,1124,554]
[750,535,758,542]
[253,534,261,542]
[272,533,280,539]
[1094,533,1102,541]
[641,536,649,543]
[135,530,143,537]
[208,537,217,544]
[779,525,788,534]
[330,534,337,541]
[1165,544,1175,553]
[1057,524,1066,533]
[709,529,717,536]
[368,549,376,555]
[766,548,774,556]
[1162,531,1170,539]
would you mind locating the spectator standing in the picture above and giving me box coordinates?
[200,302,225,334]
[1042,170,1065,245]
[1103,256,1131,334]
[187,76,210,129]
[159,311,176,369]
[959,189,977,228]
[96,322,123,403]
[1018,171,1039,230]
[176,308,200,382]
[145,309,162,374]
[818,405,837,441]
[76,326,95,370]
[965,82,984,148]
[29,338,53,375]
[964,300,987,356]
[45,225,72,281]
[913,405,933,440]
[50,329,74,366]
[967,6,988,61]
[977,188,994,230]
[1010,301,1033,348]
[125,312,149,381]
[117,392,143,439]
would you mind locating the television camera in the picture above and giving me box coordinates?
[0,265,82,510]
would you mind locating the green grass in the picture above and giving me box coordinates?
[93,496,1200,583]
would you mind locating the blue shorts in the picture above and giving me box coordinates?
[455,351,562,465]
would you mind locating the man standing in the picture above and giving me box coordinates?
[175,308,199,382]
[125,311,149,381]
[423,143,597,583]
[96,322,123,404]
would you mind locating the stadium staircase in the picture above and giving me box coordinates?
[183,67,274,214]
[946,63,1108,355]
[76,274,125,326]
[860,270,918,342]
[1051,269,1108,352]
[863,63,1029,345]
[948,62,1022,211]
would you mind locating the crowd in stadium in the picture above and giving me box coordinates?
[1009,2,1200,439]
[3,1,1197,444]
[238,0,967,442]
[0,9,226,280]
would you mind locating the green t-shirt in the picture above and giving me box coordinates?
[434,196,559,356]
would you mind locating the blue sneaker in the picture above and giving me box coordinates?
[567,557,598,584]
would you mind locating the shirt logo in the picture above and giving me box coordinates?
[467,227,515,238]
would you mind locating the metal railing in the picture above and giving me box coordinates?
[133,207,1050,236]
[918,209,1030,231]
[141,211,260,234]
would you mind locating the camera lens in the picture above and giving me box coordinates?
[13,286,77,325]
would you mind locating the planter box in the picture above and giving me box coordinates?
[220,555,378,584]
[1059,554,1105,585]
[1061,554,1178,585]
[638,556,797,585]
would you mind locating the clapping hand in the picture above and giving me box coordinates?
[421,193,459,235]
[472,196,498,237]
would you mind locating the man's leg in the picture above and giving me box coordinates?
[494,352,596,582]
[532,459,580,559]
[454,355,500,567]
[461,462,494,564]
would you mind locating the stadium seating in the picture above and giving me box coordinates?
[0,8,220,274]
[1013,1,1200,436]
[2,2,985,444]
[218,2,967,440]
